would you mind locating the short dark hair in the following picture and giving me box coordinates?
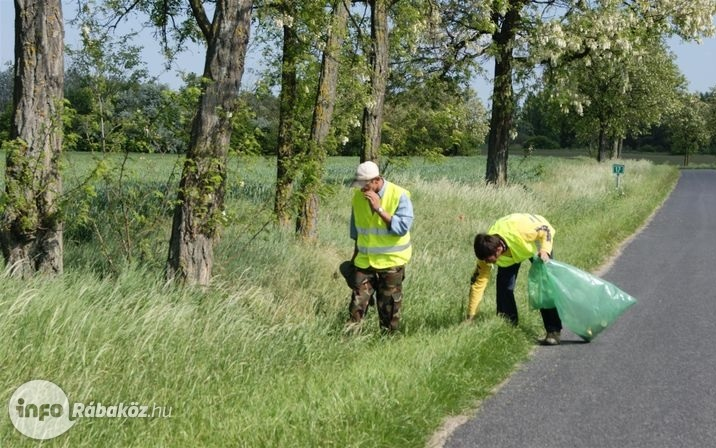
[474,233,502,260]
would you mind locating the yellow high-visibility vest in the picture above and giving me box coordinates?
[488,213,555,267]
[353,182,411,269]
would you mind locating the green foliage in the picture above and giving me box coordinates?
[64,4,195,155]
[703,87,716,153]
[382,79,488,157]
[0,138,38,235]
[0,102,11,144]
[0,64,12,109]
[523,135,560,150]
[64,70,193,154]
[62,152,180,273]
[251,0,333,133]
[665,93,712,163]
[230,91,279,155]
[543,35,685,154]
[0,133,65,239]
[388,0,492,88]
[633,143,660,153]
[0,64,11,142]
[248,0,494,161]
[517,90,578,149]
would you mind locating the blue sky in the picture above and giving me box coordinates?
[1,2,714,99]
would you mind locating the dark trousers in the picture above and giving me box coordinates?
[496,262,562,333]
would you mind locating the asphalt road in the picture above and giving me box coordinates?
[446,170,716,448]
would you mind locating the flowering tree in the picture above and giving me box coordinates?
[544,35,686,161]
[667,94,712,166]
[461,0,716,184]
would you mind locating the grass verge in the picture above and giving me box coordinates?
[0,155,679,447]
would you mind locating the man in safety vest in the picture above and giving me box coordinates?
[348,161,414,332]
[468,213,563,345]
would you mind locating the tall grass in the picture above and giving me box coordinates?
[0,154,678,447]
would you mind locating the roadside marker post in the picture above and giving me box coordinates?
[612,163,625,190]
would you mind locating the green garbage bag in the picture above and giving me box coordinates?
[527,259,556,309]
[528,258,637,341]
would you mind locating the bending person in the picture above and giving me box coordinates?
[468,213,562,345]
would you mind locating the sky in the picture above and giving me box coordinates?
[1,2,715,102]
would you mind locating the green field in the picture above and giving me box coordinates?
[1,153,680,447]
[525,147,716,167]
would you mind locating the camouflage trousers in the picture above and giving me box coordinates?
[349,265,405,331]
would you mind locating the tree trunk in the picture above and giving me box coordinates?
[1,0,64,277]
[166,0,252,286]
[275,11,300,228]
[597,124,607,162]
[609,137,618,159]
[296,0,349,241]
[360,0,389,163]
[485,2,522,186]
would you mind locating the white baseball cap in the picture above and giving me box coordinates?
[351,161,380,187]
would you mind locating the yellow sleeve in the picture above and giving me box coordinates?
[535,226,553,255]
[525,217,554,255]
[467,260,492,318]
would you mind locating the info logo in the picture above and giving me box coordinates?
[8,380,75,440]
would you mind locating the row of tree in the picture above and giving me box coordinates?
[2,0,715,285]
[0,65,488,158]
[518,86,716,161]
[2,61,713,161]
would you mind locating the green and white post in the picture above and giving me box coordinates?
[612,163,625,190]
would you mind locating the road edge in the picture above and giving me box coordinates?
[425,171,681,448]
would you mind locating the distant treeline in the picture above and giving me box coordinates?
[1,66,714,157]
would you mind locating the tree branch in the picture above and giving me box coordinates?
[189,0,212,41]
[106,0,142,32]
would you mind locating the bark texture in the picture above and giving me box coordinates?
[296,0,349,240]
[2,0,64,277]
[360,0,389,163]
[485,1,525,186]
[275,7,300,228]
[166,0,252,286]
